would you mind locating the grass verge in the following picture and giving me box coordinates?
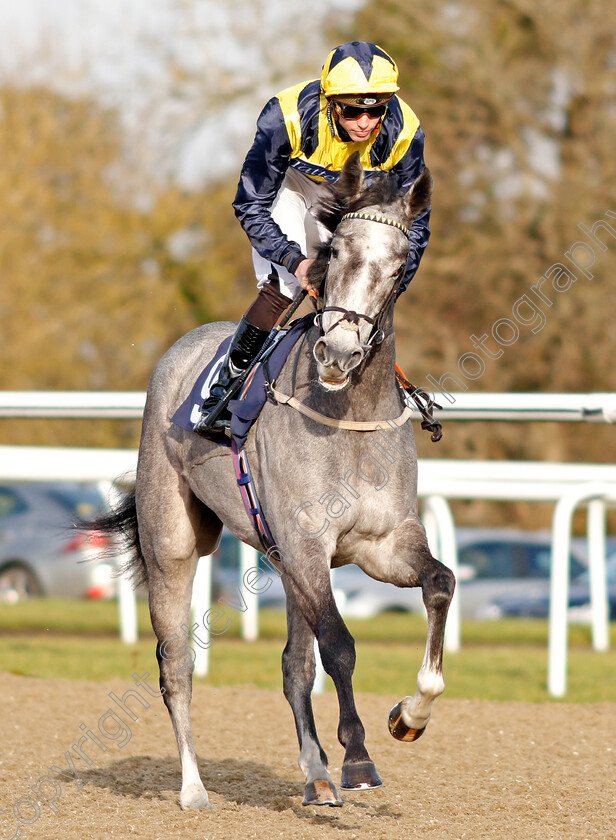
[1,599,615,703]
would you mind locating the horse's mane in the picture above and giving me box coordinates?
[308,169,405,288]
[316,171,403,233]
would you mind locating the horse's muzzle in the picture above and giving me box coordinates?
[313,336,365,389]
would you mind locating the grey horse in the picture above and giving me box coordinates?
[97,153,455,810]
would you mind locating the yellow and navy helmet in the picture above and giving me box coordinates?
[321,41,399,102]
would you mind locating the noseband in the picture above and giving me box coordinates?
[315,211,411,352]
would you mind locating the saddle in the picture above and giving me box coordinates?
[171,315,313,450]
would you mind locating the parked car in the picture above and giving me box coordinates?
[484,554,616,621]
[338,529,588,620]
[0,481,114,603]
[210,528,588,621]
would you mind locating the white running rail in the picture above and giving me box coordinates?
[1,389,615,696]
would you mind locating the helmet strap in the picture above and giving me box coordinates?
[326,101,337,138]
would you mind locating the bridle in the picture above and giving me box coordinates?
[314,211,411,354]
[263,209,442,440]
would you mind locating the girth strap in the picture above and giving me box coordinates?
[267,384,413,431]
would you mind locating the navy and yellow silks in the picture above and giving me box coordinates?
[233,79,431,296]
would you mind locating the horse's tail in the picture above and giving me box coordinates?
[90,487,148,587]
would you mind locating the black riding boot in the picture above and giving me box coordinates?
[193,317,270,436]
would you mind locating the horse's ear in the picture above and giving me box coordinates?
[337,151,365,201]
[404,167,433,220]
[315,152,366,231]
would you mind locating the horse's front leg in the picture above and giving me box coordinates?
[377,517,456,742]
[282,556,382,799]
[281,577,342,807]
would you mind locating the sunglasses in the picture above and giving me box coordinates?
[333,101,389,120]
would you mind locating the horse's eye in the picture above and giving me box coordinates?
[331,248,339,259]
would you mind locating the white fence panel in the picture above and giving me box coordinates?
[1,390,616,422]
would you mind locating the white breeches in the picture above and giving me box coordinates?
[252,169,331,299]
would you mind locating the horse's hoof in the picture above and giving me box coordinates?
[388,702,426,742]
[180,783,212,810]
[302,779,343,807]
[340,760,383,790]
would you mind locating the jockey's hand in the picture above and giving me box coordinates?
[295,259,319,296]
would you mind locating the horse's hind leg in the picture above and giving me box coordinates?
[282,579,342,807]
[138,475,221,810]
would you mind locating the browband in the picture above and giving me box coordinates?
[341,211,410,238]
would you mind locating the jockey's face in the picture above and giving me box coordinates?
[333,105,383,142]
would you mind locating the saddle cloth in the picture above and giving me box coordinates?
[171,314,312,450]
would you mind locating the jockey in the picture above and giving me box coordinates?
[194,40,431,435]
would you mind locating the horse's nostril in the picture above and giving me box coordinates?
[314,338,365,374]
[338,350,364,372]
[348,350,363,369]
[314,338,328,365]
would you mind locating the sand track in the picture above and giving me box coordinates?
[1,672,614,839]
